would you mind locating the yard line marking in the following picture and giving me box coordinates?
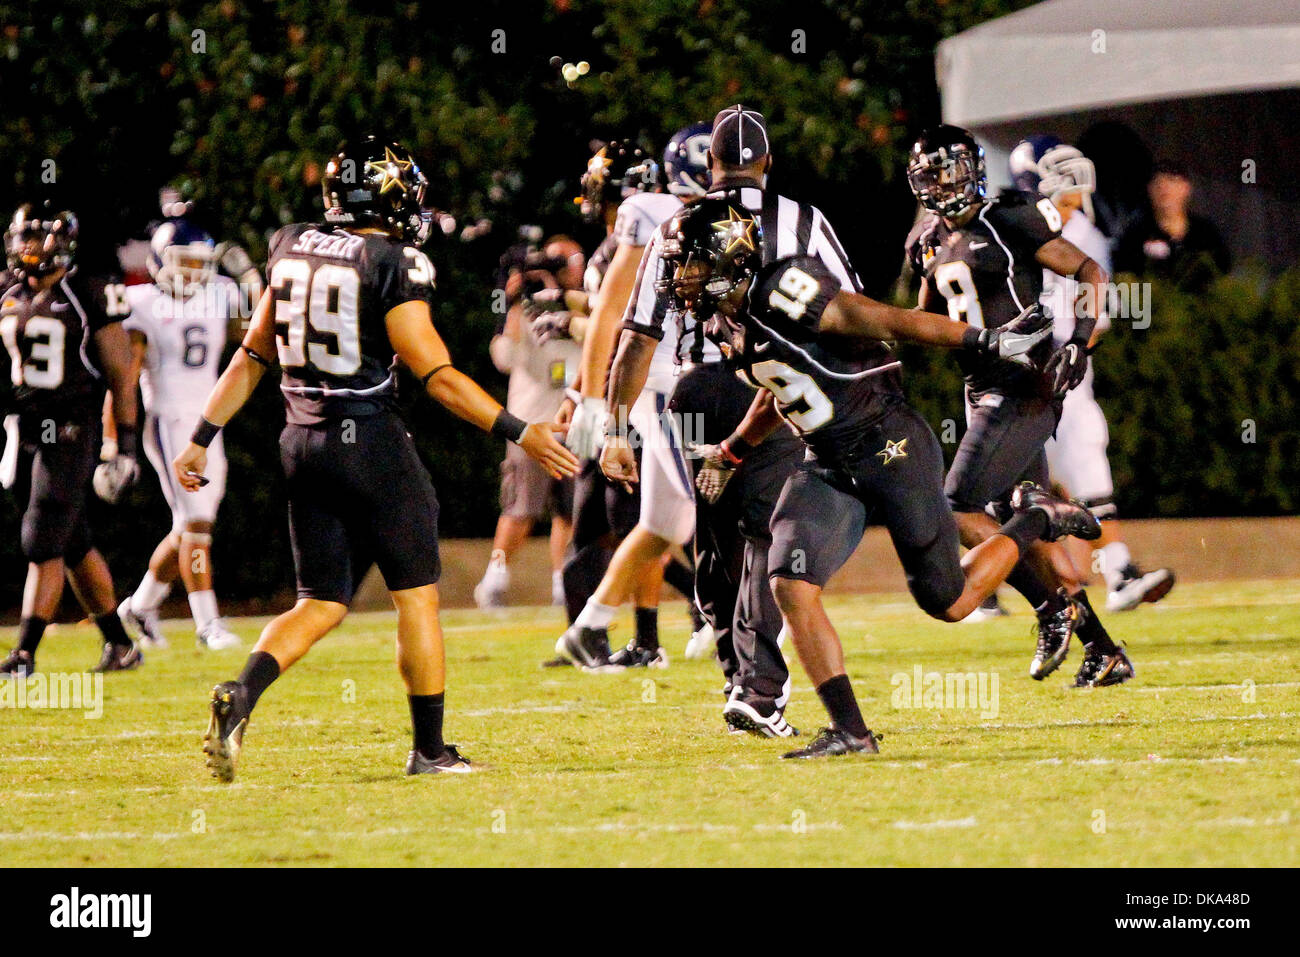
[893,816,977,830]
[1131,681,1300,693]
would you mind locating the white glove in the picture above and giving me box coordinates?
[565,396,608,461]
[690,443,739,505]
[93,455,140,504]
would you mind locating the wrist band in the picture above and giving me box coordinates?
[962,326,985,351]
[490,409,528,443]
[242,345,272,368]
[721,434,754,464]
[421,363,452,388]
[191,417,221,448]
[115,424,137,458]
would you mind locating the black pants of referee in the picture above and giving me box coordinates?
[670,362,801,700]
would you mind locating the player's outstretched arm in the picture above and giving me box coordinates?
[1036,238,1108,395]
[597,327,657,490]
[174,287,276,491]
[822,290,1052,366]
[385,300,578,479]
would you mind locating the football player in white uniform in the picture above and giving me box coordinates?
[112,220,243,649]
[554,125,708,669]
[1011,136,1174,612]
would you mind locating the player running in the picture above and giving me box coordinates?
[174,136,577,781]
[0,202,144,677]
[662,195,1097,758]
[1008,135,1175,612]
[905,124,1134,688]
[112,219,245,650]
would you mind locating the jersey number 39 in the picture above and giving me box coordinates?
[271,259,361,375]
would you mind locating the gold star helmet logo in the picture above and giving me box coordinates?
[711,207,757,255]
[365,146,414,195]
[876,437,909,465]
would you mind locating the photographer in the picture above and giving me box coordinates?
[475,235,587,607]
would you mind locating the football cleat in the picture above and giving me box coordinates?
[724,687,799,738]
[405,744,475,775]
[962,593,1009,623]
[683,622,717,660]
[1011,481,1101,541]
[0,648,34,678]
[91,641,143,673]
[198,620,241,650]
[554,625,621,672]
[1073,645,1135,688]
[204,681,250,783]
[608,642,668,669]
[782,726,879,759]
[1030,592,1078,679]
[119,597,167,649]
[1107,565,1176,612]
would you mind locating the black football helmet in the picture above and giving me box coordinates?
[907,125,987,218]
[322,136,429,242]
[5,202,78,279]
[579,140,660,223]
[657,194,763,319]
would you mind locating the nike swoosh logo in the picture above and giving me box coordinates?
[969,241,988,250]
[753,341,771,353]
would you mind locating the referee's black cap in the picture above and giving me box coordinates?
[710,104,769,166]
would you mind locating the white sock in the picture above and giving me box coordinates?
[482,552,509,587]
[131,570,172,613]
[574,600,616,632]
[1098,541,1132,590]
[188,589,220,634]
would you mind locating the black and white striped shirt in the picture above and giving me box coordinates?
[621,180,862,378]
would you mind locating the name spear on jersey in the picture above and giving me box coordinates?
[712,208,757,255]
[367,146,415,195]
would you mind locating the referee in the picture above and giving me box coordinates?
[601,104,863,736]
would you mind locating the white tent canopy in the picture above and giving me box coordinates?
[936,0,1300,268]
[938,0,1300,126]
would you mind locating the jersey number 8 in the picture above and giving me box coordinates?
[271,259,361,375]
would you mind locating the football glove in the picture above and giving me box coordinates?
[1045,337,1090,398]
[565,395,608,461]
[690,443,739,505]
[92,454,140,504]
[973,303,1053,368]
[530,310,573,344]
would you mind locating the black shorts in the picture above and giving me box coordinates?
[6,416,97,565]
[769,401,965,618]
[280,413,440,604]
[945,390,1060,514]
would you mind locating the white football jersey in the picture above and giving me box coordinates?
[124,277,238,417]
[611,192,685,394]
[1042,213,1112,345]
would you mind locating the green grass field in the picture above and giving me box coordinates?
[2,579,1298,867]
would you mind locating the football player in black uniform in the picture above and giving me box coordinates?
[662,196,1101,757]
[0,203,144,677]
[905,125,1134,688]
[174,137,577,781]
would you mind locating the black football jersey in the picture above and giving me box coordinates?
[267,224,436,426]
[0,272,115,423]
[907,194,1061,396]
[709,255,903,464]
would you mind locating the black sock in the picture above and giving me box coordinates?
[238,651,281,711]
[634,606,659,650]
[17,616,48,655]
[998,510,1049,552]
[815,674,869,739]
[1073,591,1117,653]
[409,693,445,758]
[662,557,694,600]
[95,610,133,648]
[1007,562,1057,611]
[689,601,705,633]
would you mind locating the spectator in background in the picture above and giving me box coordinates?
[475,236,586,608]
[1115,161,1231,287]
